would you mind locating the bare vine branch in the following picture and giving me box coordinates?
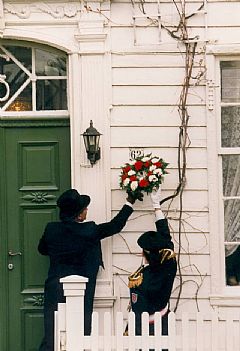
[158,0,205,311]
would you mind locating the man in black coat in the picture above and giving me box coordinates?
[128,187,177,341]
[38,188,142,351]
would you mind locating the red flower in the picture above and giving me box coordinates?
[144,161,151,168]
[121,174,128,181]
[139,179,149,188]
[134,161,144,171]
[130,175,137,181]
[147,171,153,177]
[154,161,162,168]
[123,165,131,173]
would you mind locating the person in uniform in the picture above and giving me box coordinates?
[128,187,177,341]
[38,188,142,351]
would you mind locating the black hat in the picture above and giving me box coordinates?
[57,189,90,219]
[137,231,173,251]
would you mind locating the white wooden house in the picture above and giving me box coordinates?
[0,0,240,350]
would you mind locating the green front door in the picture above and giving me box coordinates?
[0,120,71,351]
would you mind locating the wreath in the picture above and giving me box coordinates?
[119,154,168,195]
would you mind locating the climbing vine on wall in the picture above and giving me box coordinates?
[158,0,206,311]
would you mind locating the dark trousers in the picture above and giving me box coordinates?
[134,312,169,351]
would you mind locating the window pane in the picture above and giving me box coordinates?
[224,200,240,285]
[221,107,240,147]
[221,61,240,103]
[222,155,240,196]
[0,56,29,108]
[35,49,66,76]
[225,244,240,286]
[224,199,240,245]
[4,46,32,72]
[36,80,67,110]
[7,86,32,111]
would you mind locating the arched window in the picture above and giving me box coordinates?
[0,42,67,112]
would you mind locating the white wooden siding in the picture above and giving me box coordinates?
[111,147,207,167]
[109,0,211,318]
[111,168,208,190]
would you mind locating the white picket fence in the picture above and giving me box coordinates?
[55,275,240,351]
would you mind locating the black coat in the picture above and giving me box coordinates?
[129,218,177,335]
[38,204,133,351]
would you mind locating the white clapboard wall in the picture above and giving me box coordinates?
[109,0,240,316]
[110,0,210,316]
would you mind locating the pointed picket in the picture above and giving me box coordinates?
[128,311,136,351]
[103,312,112,351]
[91,312,99,351]
[116,312,124,351]
[168,311,176,351]
[154,312,162,351]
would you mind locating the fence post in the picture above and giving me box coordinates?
[60,275,88,351]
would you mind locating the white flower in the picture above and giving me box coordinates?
[129,160,136,165]
[123,178,130,186]
[151,157,159,163]
[153,168,163,175]
[142,156,150,162]
[149,165,157,171]
[128,170,136,176]
[149,175,158,182]
[130,181,138,191]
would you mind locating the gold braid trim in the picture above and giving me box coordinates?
[128,265,144,288]
[159,249,176,264]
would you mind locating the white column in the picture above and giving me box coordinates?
[60,275,88,351]
[69,1,114,306]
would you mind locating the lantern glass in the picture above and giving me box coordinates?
[82,120,101,165]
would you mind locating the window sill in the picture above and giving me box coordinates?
[210,290,240,307]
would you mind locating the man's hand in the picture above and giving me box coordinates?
[150,187,161,209]
[126,190,144,204]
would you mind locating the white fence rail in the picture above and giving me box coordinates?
[55,275,240,351]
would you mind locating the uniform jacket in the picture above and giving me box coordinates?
[129,218,177,333]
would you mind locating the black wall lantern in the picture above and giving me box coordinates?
[82,120,101,166]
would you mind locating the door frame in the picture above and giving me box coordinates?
[0,125,8,350]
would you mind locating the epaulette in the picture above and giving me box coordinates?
[159,248,176,264]
[128,265,144,288]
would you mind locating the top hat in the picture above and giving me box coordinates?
[137,231,173,251]
[57,189,90,219]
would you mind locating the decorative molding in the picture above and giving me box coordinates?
[4,4,31,19]
[210,294,240,307]
[22,192,56,203]
[93,296,116,309]
[206,79,216,111]
[75,33,107,43]
[207,43,240,55]
[75,20,107,53]
[0,117,70,127]
[35,2,79,19]
[4,2,81,19]
[24,294,44,307]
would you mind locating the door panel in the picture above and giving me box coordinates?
[1,124,71,351]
